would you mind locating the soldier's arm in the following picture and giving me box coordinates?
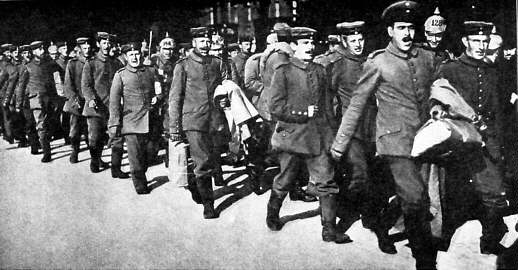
[243,56,263,99]
[168,62,186,136]
[3,65,19,106]
[14,66,28,109]
[64,62,77,101]
[332,60,381,154]
[81,61,97,104]
[268,65,309,123]
[107,72,123,135]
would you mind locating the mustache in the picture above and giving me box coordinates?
[402,36,413,42]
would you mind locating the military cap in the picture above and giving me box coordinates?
[18,45,31,52]
[76,37,89,44]
[109,34,118,42]
[55,41,67,48]
[96,32,111,41]
[121,42,141,54]
[227,43,240,51]
[30,41,44,50]
[0,43,13,53]
[291,27,317,40]
[463,21,493,36]
[272,22,292,41]
[424,7,446,34]
[381,1,420,25]
[238,33,254,43]
[337,21,365,35]
[178,42,193,49]
[190,27,213,38]
[159,37,175,49]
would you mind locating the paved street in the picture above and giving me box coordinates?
[0,139,516,269]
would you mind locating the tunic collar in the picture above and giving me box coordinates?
[96,52,107,62]
[458,53,487,68]
[386,41,419,59]
[343,48,365,62]
[292,57,309,69]
[125,64,145,73]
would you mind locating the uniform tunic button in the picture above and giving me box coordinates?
[298,111,302,115]
[303,112,308,115]
[291,110,296,114]
[478,104,482,108]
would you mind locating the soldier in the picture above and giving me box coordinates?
[265,27,349,244]
[150,37,177,166]
[434,21,509,255]
[16,41,61,162]
[14,45,39,154]
[64,37,91,164]
[108,42,159,195]
[418,7,452,66]
[328,21,397,254]
[1,44,19,145]
[51,41,70,145]
[82,32,128,177]
[169,26,229,218]
[231,33,254,87]
[330,1,439,268]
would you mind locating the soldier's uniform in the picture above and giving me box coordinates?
[14,45,39,154]
[64,37,90,163]
[52,41,70,145]
[1,44,21,144]
[329,21,397,253]
[313,35,346,69]
[16,41,61,162]
[231,36,252,88]
[109,43,159,194]
[81,32,124,174]
[150,38,177,165]
[265,27,348,243]
[435,21,508,254]
[331,2,439,268]
[169,26,227,219]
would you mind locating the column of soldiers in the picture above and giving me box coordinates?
[0,1,516,269]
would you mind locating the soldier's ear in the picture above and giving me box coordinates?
[191,40,196,49]
[387,26,394,38]
[290,41,298,51]
[461,37,468,48]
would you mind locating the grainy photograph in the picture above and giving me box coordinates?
[0,0,516,269]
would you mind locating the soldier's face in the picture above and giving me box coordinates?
[193,37,211,56]
[97,39,112,56]
[388,22,415,52]
[21,51,30,61]
[425,31,443,49]
[80,43,91,57]
[344,34,365,56]
[124,50,141,68]
[463,35,489,60]
[32,47,44,58]
[58,46,67,57]
[160,47,173,60]
[229,49,239,58]
[240,41,252,54]
[12,50,18,58]
[292,38,315,61]
[3,51,11,60]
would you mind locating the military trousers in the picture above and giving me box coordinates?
[125,133,153,190]
[69,113,88,143]
[21,106,38,145]
[386,156,436,261]
[273,150,338,198]
[32,107,52,145]
[185,130,221,178]
[87,116,124,165]
[1,105,13,140]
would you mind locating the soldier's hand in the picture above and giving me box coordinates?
[88,99,97,108]
[15,107,21,113]
[430,104,447,120]
[330,147,343,161]
[218,97,229,109]
[170,133,182,142]
[151,96,158,105]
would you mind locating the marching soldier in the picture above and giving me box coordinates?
[329,21,397,254]
[14,45,39,154]
[1,44,20,145]
[231,33,254,87]
[16,41,61,162]
[265,26,349,244]
[51,41,70,145]
[64,37,91,163]
[108,42,160,194]
[417,7,453,66]
[150,37,177,166]
[434,21,509,255]
[82,32,128,177]
[330,1,439,268]
[169,26,228,219]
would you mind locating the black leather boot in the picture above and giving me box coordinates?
[40,138,51,163]
[372,226,397,254]
[197,176,219,219]
[213,171,225,186]
[266,190,285,231]
[89,146,100,173]
[132,171,151,195]
[320,194,352,244]
[480,207,508,255]
[111,145,128,178]
[69,140,80,164]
